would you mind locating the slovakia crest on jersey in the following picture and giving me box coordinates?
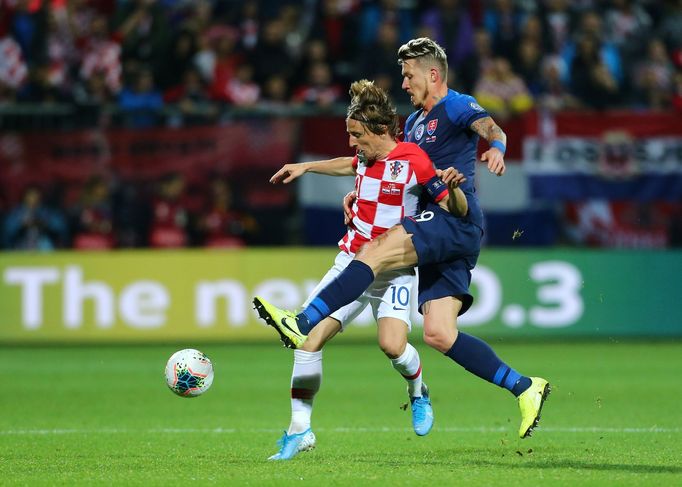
[389,160,404,180]
[414,124,425,141]
[427,119,438,135]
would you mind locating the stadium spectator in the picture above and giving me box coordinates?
[8,0,47,66]
[251,18,295,85]
[309,0,358,66]
[118,67,164,128]
[474,57,534,120]
[357,0,414,46]
[483,0,526,62]
[562,11,623,87]
[71,175,114,249]
[155,28,198,92]
[164,67,217,126]
[536,55,579,112]
[569,36,621,109]
[632,38,674,109]
[0,35,28,93]
[234,0,260,51]
[79,14,121,95]
[225,63,260,107]
[292,61,342,107]
[420,0,475,71]
[2,185,68,250]
[515,38,544,96]
[197,178,257,248]
[540,0,572,54]
[199,25,241,103]
[19,62,71,102]
[357,20,403,99]
[112,0,171,82]
[604,0,652,65]
[148,172,189,248]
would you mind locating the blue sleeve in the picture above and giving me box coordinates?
[444,94,489,129]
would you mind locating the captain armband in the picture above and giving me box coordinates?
[425,176,448,202]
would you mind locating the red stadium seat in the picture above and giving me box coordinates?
[150,227,187,248]
[205,236,245,248]
[73,233,114,250]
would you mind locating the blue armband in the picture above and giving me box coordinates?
[425,175,448,202]
[490,140,506,154]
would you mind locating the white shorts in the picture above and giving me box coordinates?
[302,251,415,331]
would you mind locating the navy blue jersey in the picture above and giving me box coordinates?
[404,89,488,229]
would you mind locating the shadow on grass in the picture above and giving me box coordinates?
[469,458,682,475]
[349,452,682,475]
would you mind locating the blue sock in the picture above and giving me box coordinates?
[444,332,531,397]
[296,260,375,334]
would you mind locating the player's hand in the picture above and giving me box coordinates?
[436,167,466,189]
[480,147,506,176]
[343,190,357,224]
[270,164,307,184]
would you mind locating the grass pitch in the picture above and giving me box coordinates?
[1,340,681,486]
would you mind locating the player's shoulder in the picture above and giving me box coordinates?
[393,141,429,159]
[392,142,432,168]
[405,110,422,130]
[444,89,486,113]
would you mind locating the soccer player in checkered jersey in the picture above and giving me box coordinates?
[264,79,469,460]
[255,38,550,441]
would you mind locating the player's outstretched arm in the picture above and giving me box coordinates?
[270,157,355,184]
[470,116,507,177]
[436,168,468,217]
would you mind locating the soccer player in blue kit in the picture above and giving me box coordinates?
[254,38,550,439]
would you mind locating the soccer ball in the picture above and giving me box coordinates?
[165,348,214,397]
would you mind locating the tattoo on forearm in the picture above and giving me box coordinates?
[489,125,504,141]
[471,117,506,143]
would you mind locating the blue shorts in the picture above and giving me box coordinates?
[401,203,483,315]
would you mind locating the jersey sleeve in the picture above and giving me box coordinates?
[404,112,418,138]
[411,148,448,203]
[444,93,489,128]
[352,154,359,170]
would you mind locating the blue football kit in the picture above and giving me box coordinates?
[401,89,488,314]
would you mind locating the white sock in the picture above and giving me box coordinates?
[288,349,322,435]
[390,343,423,398]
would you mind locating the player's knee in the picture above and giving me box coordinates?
[378,336,403,359]
[422,327,453,353]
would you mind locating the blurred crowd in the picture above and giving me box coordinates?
[2,0,682,251]
[0,172,263,250]
[1,0,682,125]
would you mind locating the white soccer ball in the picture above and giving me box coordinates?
[165,348,214,397]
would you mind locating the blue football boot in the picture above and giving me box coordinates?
[411,383,434,436]
[268,428,316,460]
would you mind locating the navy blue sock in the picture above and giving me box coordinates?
[444,332,531,397]
[296,260,375,334]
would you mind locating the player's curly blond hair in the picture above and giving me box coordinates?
[397,37,448,82]
[346,79,401,138]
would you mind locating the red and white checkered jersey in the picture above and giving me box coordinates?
[339,141,446,254]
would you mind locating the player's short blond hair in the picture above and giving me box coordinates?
[347,79,401,138]
[397,37,448,82]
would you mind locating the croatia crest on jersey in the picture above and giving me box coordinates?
[389,160,404,180]
[427,119,438,135]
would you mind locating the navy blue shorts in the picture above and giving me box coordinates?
[401,203,483,315]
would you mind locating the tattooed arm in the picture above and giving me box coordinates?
[470,116,507,176]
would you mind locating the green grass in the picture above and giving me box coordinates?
[1,340,681,486]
